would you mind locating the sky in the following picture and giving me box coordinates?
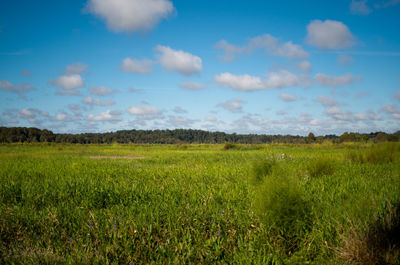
[1,0,400,135]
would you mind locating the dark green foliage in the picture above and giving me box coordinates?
[251,158,275,184]
[223,142,237,150]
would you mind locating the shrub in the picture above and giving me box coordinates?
[251,158,275,184]
[223,142,237,150]
[255,172,312,252]
[306,157,335,178]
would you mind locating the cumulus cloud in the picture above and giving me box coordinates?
[127,105,163,120]
[214,34,309,61]
[87,110,122,122]
[315,96,338,107]
[86,0,174,33]
[121,58,154,74]
[89,86,116,96]
[179,81,206,90]
[156,45,203,76]
[306,20,356,49]
[314,73,361,87]
[279,93,297,102]
[83,96,115,106]
[350,0,372,15]
[56,113,80,122]
[215,70,309,91]
[165,115,198,128]
[297,61,312,72]
[0,80,35,95]
[325,106,381,121]
[15,108,49,125]
[381,104,400,119]
[337,54,354,66]
[214,40,244,62]
[65,62,88,74]
[51,74,84,95]
[217,98,245,113]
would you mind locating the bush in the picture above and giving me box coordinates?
[223,142,237,150]
[306,157,335,178]
[251,158,275,184]
[254,172,312,251]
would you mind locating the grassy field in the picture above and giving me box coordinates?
[0,143,399,264]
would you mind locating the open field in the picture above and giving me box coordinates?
[0,143,399,264]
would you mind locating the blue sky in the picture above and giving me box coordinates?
[1,0,400,135]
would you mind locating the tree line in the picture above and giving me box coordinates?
[0,127,399,144]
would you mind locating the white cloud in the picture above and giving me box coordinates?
[68,104,82,115]
[165,115,198,128]
[279,93,297,102]
[276,110,287,116]
[217,98,245,113]
[83,96,115,106]
[350,0,372,15]
[89,86,115,96]
[297,61,312,72]
[56,113,80,122]
[87,110,122,122]
[156,45,203,76]
[381,104,400,119]
[121,58,154,74]
[127,105,160,115]
[215,70,309,91]
[86,0,174,33]
[0,80,35,94]
[51,74,84,90]
[337,54,354,66]
[179,81,206,90]
[306,20,356,49]
[325,106,381,121]
[214,40,244,62]
[65,62,88,74]
[127,105,164,121]
[315,96,338,107]
[314,73,361,87]
[214,34,309,61]
[249,34,309,59]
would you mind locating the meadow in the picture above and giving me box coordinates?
[0,143,399,264]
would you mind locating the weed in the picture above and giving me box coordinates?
[306,157,335,178]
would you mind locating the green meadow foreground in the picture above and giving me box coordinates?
[0,143,399,264]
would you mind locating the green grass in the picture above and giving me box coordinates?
[0,143,399,264]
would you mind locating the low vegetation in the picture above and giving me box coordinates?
[0,142,399,264]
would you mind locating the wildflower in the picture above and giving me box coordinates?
[211,219,214,224]
[217,232,221,237]
[218,210,222,215]
[89,220,93,230]
[113,221,117,228]
[69,237,73,244]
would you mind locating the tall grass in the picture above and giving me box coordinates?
[0,143,399,264]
